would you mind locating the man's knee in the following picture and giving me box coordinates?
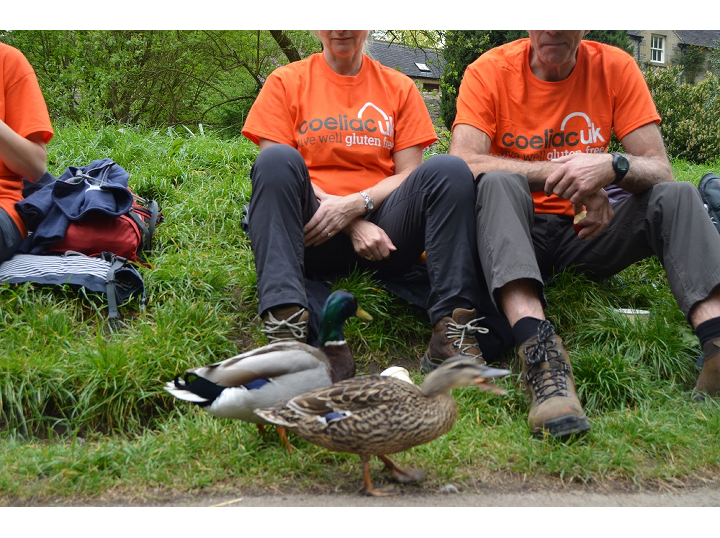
[651,181,704,213]
[475,171,530,206]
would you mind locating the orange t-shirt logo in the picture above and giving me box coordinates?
[499,112,606,159]
[296,102,395,152]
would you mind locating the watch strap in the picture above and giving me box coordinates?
[359,191,373,213]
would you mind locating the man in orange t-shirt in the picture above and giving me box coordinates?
[242,31,513,367]
[451,31,720,439]
[0,42,54,262]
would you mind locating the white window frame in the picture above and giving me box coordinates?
[650,35,665,64]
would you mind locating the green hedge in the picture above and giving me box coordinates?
[646,67,720,163]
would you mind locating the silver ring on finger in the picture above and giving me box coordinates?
[325,228,330,236]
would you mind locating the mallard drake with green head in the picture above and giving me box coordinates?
[164,290,372,449]
[254,357,510,496]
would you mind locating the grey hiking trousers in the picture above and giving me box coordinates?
[247,144,512,352]
[475,171,720,319]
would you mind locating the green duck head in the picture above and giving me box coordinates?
[318,290,372,346]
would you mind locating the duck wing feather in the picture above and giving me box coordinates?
[187,341,328,387]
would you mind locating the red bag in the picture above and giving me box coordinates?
[49,195,162,264]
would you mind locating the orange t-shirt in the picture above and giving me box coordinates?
[454,39,661,216]
[0,43,54,236]
[242,52,437,196]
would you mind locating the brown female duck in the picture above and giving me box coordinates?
[255,357,510,495]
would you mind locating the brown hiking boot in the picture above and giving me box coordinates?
[421,308,488,374]
[693,338,720,400]
[519,320,590,440]
[261,305,309,343]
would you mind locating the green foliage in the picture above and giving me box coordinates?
[675,44,708,83]
[3,31,209,125]
[585,30,634,53]
[645,66,720,163]
[372,30,445,50]
[0,30,319,130]
[439,31,525,130]
[710,41,720,75]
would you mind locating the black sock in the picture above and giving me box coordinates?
[512,317,544,346]
[695,317,720,348]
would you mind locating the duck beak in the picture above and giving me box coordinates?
[356,306,373,321]
[474,378,508,395]
[473,366,511,395]
[479,366,511,378]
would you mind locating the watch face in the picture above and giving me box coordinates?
[360,191,374,212]
[617,155,629,171]
[611,153,629,184]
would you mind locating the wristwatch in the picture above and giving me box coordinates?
[359,191,374,214]
[610,153,630,185]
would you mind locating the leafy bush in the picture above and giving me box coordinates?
[646,66,720,163]
[0,30,319,130]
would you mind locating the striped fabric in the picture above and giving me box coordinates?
[0,253,145,323]
[0,253,112,293]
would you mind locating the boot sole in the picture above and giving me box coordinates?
[532,415,591,440]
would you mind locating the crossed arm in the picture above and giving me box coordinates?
[449,122,674,240]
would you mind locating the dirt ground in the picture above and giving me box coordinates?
[11,473,720,507]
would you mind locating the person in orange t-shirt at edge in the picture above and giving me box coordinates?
[450,31,720,440]
[242,30,513,368]
[0,42,54,262]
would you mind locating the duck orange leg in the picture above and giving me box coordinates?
[360,456,399,497]
[276,426,295,452]
[256,424,294,451]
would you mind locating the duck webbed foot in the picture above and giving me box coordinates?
[359,457,400,497]
[378,454,425,484]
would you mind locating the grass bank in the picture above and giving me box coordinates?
[1,122,719,504]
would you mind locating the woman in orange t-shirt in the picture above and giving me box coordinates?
[0,43,54,262]
[241,31,512,365]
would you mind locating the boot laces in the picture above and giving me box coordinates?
[262,308,308,342]
[523,320,569,403]
[446,316,488,360]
